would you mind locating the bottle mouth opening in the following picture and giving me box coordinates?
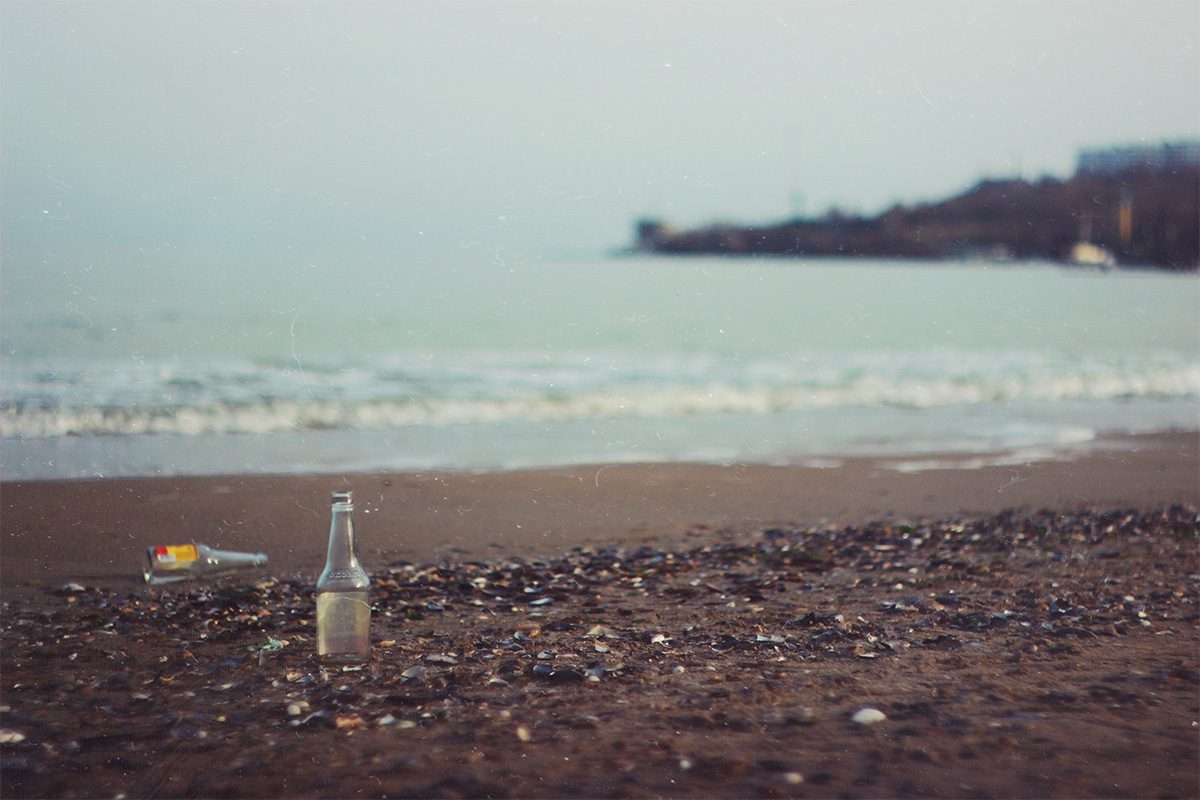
[331,490,353,505]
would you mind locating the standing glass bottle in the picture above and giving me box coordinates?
[316,490,371,664]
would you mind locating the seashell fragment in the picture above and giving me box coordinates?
[852,707,887,725]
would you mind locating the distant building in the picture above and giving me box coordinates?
[1076,140,1200,175]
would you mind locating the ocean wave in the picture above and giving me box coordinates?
[3,363,1197,438]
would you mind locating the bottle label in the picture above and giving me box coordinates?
[153,544,198,568]
[317,592,371,659]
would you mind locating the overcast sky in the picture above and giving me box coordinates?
[3,0,1198,266]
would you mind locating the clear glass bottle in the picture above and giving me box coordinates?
[144,543,268,585]
[316,490,371,665]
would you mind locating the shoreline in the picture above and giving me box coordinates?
[3,430,1196,599]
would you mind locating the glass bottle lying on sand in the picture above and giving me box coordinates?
[143,543,268,585]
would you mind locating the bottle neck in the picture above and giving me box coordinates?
[201,546,269,573]
[325,502,360,570]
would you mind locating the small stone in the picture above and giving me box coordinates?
[287,703,303,717]
[672,665,687,674]
[786,707,816,725]
[516,725,532,742]
[289,710,330,729]
[0,729,26,744]
[852,708,887,725]
[516,623,542,638]
[784,772,805,785]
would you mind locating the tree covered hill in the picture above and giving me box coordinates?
[634,166,1199,270]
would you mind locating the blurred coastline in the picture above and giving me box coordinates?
[630,142,1200,271]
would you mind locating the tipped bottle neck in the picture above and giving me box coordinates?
[203,545,269,568]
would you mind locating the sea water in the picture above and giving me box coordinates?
[1,255,1197,479]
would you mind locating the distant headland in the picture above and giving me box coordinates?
[629,141,1200,271]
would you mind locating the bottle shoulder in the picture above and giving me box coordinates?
[316,566,371,591]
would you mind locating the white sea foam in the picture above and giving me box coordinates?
[2,357,1197,438]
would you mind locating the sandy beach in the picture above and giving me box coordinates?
[3,431,1197,595]
[2,431,1198,798]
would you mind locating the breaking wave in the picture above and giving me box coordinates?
[3,355,1197,439]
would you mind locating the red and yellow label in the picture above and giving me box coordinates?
[154,544,199,566]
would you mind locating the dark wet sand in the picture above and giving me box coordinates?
[2,431,1196,595]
